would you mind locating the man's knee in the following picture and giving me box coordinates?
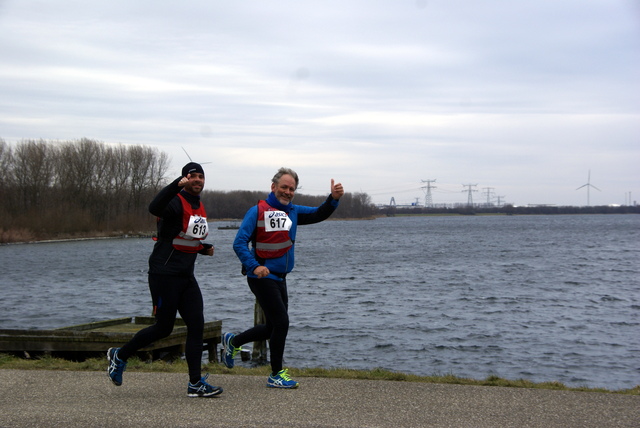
[154,319,175,337]
[273,315,289,331]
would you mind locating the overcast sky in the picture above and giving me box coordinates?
[1,1,638,206]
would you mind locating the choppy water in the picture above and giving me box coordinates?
[1,215,638,390]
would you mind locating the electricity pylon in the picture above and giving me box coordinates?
[421,179,437,207]
[482,187,495,207]
[462,184,478,207]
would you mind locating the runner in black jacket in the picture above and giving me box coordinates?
[107,162,223,398]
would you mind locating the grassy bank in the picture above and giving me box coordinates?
[1,353,637,395]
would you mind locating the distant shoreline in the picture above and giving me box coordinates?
[0,233,155,246]
[2,211,637,245]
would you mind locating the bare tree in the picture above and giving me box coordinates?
[0,139,13,195]
[12,139,57,211]
[127,145,154,212]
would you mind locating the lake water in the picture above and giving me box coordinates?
[1,214,638,390]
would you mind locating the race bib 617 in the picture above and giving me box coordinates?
[264,210,292,232]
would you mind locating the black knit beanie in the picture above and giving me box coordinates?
[182,162,204,177]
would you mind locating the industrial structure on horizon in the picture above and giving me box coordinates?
[376,173,635,209]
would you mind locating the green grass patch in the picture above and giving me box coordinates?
[1,353,637,395]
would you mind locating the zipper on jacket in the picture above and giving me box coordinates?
[164,248,175,265]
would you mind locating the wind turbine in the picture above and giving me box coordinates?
[181,147,212,165]
[576,170,600,206]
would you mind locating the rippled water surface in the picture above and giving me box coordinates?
[1,214,638,390]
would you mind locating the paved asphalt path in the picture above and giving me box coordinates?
[1,369,638,427]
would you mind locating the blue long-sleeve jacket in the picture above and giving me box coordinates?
[233,193,339,281]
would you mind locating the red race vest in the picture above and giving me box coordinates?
[172,193,208,253]
[255,200,293,259]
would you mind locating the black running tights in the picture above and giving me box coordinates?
[233,277,289,375]
[119,273,204,384]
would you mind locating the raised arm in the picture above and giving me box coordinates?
[298,179,344,225]
[149,176,184,217]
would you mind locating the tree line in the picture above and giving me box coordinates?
[0,138,377,243]
[202,189,376,220]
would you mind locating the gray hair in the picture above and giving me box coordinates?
[272,167,299,189]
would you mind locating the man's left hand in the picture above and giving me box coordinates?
[331,179,344,200]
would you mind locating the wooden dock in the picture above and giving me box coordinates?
[0,317,222,362]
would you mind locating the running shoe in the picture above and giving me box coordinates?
[267,369,299,389]
[187,374,223,397]
[222,332,239,368]
[107,347,127,386]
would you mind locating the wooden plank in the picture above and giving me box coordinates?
[55,317,133,331]
[0,318,222,362]
[133,316,187,326]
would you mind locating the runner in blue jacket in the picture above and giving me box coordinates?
[225,167,344,388]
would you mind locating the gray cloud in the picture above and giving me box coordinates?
[1,0,638,206]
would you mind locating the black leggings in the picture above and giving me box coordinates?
[233,277,289,374]
[119,273,204,383]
